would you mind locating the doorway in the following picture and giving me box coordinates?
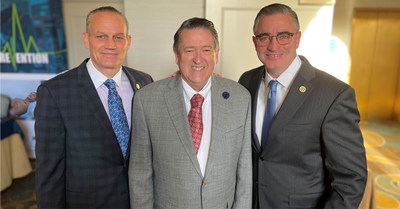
[349,9,400,122]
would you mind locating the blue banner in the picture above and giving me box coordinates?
[1,0,68,73]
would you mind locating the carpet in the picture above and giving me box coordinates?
[1,159,36,209]
[361,121,400,209]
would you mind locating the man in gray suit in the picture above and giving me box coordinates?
[238,3,367,209]
[128,17,252,209]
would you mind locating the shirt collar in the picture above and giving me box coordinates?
[182,77,212,101]
[86,59,123,89]
[264,55,301,88]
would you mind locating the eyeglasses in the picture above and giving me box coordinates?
[254,32,295,46]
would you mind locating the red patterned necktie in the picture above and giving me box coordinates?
[188,94,204,154]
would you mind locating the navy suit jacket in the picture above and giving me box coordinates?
[239,56,367,209]
[35,59,153,208]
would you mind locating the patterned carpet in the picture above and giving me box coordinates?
[1,159,36,209]
[1,121,399,209]
[361,121,400,209]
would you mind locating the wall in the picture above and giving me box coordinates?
[331,0,400,80]
[332,0,400,122]
[62,0,400,82]
[124,0,204,81]
[206,0,337,81]
[62,0,203,81]
[332,0,400,46]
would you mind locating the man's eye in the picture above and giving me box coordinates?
[115,36,125,40]
[97,35,105,39]
[279,34,289,39]
[259,36,270,41]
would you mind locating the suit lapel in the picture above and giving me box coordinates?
[249,67,264,153]
[263,58,315,155]
[164,75,203,176]
[122,67,141,159]
[77,60,113,132]
[203,76,230,179]
[123,67,144,93]
[77,60,124,159]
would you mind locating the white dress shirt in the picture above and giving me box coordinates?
[255,56,302,144]
[182,78,212,176]
[86,59,134,129]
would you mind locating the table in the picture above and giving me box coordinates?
[358,170,376,209]
[1,117,33,191]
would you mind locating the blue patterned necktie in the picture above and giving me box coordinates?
[261,79,278,148]
[104,79,129,157]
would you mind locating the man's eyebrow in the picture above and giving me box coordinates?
[277,31,292,34]
[256,31,292,37]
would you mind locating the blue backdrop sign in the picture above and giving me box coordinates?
[1,0,68,73]
[0,0,68,158]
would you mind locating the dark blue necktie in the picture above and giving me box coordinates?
[104,79,129,157]
[261,80,278,148]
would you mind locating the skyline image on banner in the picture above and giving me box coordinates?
[1,0,68,74]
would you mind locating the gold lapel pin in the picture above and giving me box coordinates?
[299,86,306,93]
[136,84,141,89]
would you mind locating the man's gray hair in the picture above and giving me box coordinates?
[173,17,219,53]
[253,3,300,34]
[86,6,129,34]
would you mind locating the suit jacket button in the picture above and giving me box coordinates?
[260,157,264,161]
[203,183,207,188]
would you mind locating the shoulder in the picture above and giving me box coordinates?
[123,66,153,84]
[300,56,352,95]
[239,66,264,80]
[135,76,175,97]
[40,64,83,88]
[213,76,250,99]
[238,66,264,88]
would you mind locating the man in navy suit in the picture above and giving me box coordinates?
[238,3,367,208]
[35,6,153,208]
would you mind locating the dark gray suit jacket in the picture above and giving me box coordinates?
[238,56,367,209]
[35,58,153,208]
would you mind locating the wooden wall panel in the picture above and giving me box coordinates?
[367,11,400,120]
[350,9,400,121]
[349,10,377,121]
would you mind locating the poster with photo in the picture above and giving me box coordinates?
[1,0,68,158]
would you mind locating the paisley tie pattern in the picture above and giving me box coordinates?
[188,94,204,154]
[104,79,129,157]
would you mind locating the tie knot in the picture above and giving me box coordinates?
[269,80,278,91]
[190,94,204,108]
[104,79,116,90]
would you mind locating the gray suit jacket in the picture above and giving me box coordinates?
[128,75,252,209]
[239,56,367,209]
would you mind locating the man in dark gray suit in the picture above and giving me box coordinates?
[34,6,152,208]
[238,3,367,209]
[128,17,252,209]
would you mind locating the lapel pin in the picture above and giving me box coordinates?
[299,86,306,93]
[136,83,141,89]
[222,92,230,99]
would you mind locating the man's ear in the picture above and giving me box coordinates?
[83,32,89,49]
[173,49,179,64]
[252,36,257,50]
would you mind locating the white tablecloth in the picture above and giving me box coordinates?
[1,133,33,191]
